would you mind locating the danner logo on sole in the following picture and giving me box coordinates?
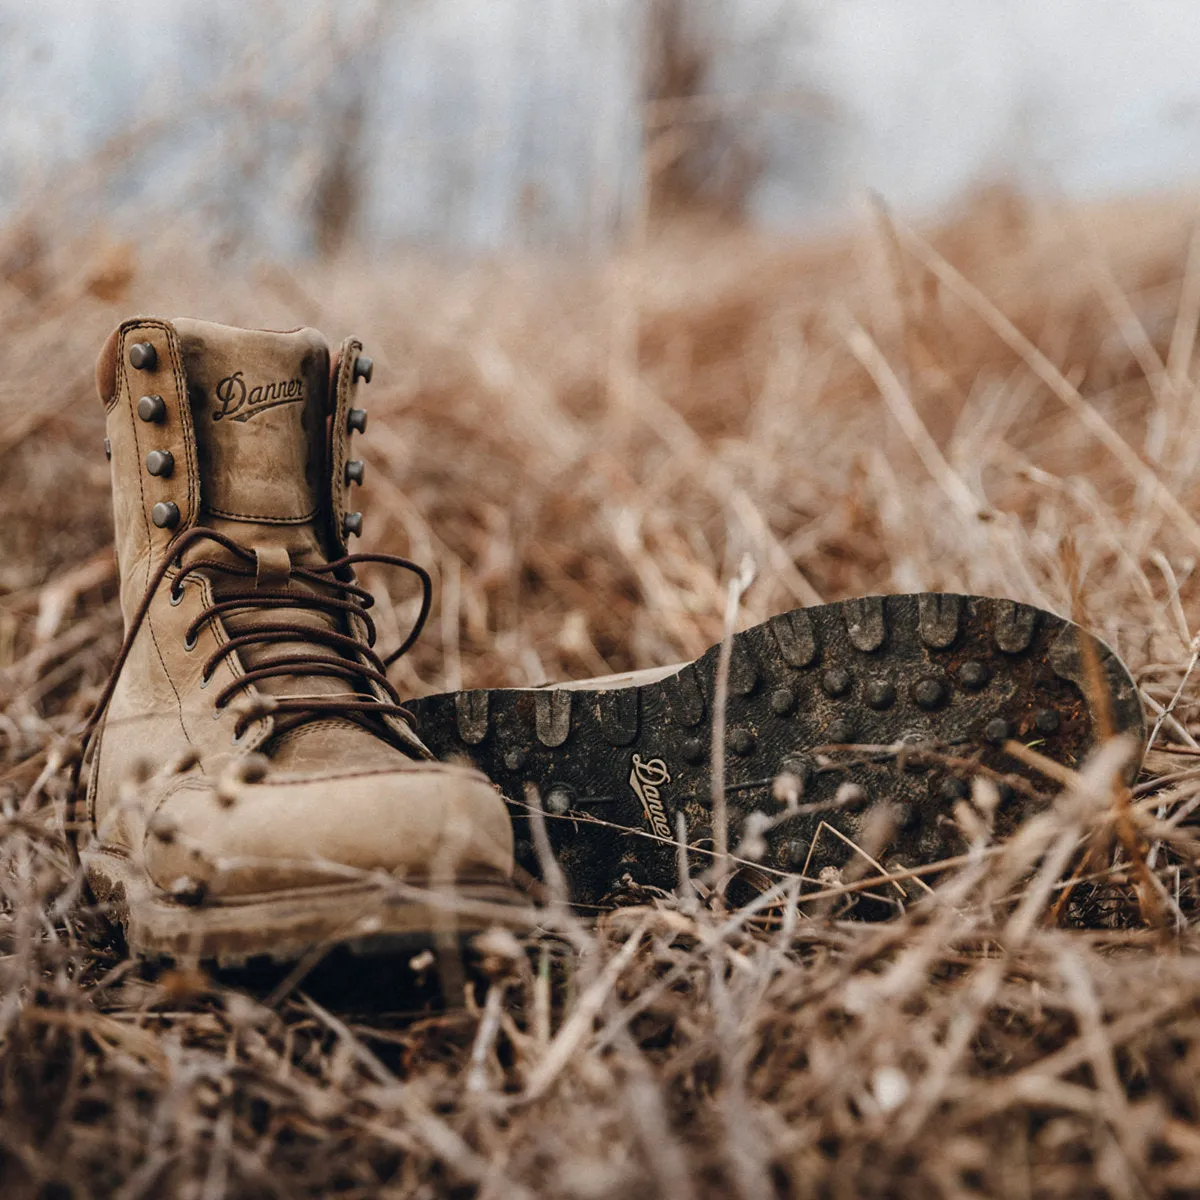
[213,371,305,422]
[629,754,673,840]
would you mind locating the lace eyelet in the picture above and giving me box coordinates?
[183,632,198,652]
[198,672,210,689]
[169,584,184,606]
[231,728,245,745]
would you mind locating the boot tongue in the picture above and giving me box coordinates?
[174,319,384,759]
[173,318,329,525]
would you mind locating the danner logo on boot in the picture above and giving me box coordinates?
[629,754,673,840]
[213,371,305,422]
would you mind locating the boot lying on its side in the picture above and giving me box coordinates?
[407,595,1146,909]
[80,317,522,965]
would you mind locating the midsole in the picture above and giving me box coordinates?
[84,845,514,909]
[86,846,531,961]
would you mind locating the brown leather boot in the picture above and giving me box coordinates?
[80,317,520,964]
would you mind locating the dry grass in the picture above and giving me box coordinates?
[4,186,1200,1197]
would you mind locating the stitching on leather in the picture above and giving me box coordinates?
[194,573,273,749]
[144,767,466,835]
[162,324,198,527]
[147,606,191,743]
[102,318,138,414]
[122,322,192,747]
[274,704,429,761]
[120,318,196,538]
[147,764,467,795]
[243,767,470,785]
[268,719,352,754]
[206,505,319,525]
[116,327,152,560]
[144,775,212,834]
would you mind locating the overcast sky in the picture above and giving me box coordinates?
[2,0,1198,251]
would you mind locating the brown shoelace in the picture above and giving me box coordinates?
[81,526,431,750]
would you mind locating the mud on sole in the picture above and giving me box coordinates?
[406,594,1146,909]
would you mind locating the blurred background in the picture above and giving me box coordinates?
[8,8,1200,1194]
[4,0,1200,256]
[4,0,1200,702]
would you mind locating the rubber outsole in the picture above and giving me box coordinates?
[405,594,1146,909]
[84,847,531,967]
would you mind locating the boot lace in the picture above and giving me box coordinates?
[81,526,431,751]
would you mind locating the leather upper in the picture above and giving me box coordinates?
[87,316,513,897]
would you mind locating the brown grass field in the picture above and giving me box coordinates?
[4,187,1200,1197]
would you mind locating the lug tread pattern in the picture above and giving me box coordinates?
[405,593,1146,909]
[918,593,961,648]
[454,690,490,745]
[769,609,818,667]
[844,596,887,652]
[597,689,640,746]
[534,690,572,747]
[728,645,759,695]
[664,665,706,727]
[993,599,1039,653]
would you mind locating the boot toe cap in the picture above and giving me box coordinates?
[143,762,513,898]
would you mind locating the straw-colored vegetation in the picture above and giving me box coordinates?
[3,187,1200,1197]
